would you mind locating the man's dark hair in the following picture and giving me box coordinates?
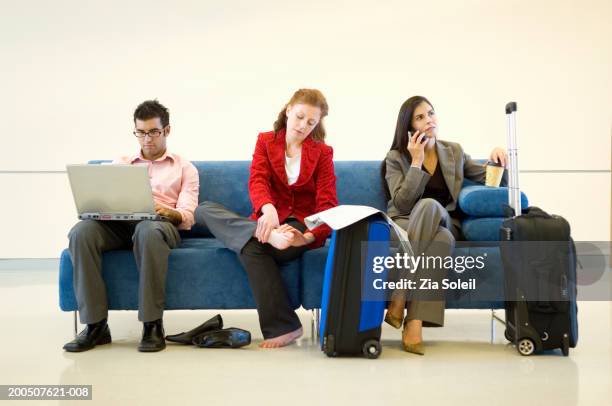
[133,99,170,127]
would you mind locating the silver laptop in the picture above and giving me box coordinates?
[66,164,163,221]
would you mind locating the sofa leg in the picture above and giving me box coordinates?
[73,311,78,337]
[310,310,315,341]
[315,308,320,340]
[490,309,507,344]
[490,309,496,344]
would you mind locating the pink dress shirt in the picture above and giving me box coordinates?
[113,151,199,230]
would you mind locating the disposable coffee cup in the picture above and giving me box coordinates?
[485,161,504,187]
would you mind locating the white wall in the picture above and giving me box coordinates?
[1,0,610,257]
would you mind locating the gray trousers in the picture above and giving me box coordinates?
[195,202,258,253]
[392,198,456,327]
[68,219,180,324]
[195,201,306,338]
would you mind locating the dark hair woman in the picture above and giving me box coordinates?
[196,89,338,348]
[381,96,507,355]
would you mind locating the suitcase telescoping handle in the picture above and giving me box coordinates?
[505,102,521,216]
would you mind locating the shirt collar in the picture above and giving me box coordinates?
[130,150,174,164]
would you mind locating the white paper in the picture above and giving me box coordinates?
[305,205,413,255]
[304,205,379,230]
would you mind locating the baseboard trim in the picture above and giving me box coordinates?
[0,258,60,271]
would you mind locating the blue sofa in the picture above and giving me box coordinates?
[59,161,528,330]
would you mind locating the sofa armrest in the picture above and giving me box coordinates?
[458,185,528,217]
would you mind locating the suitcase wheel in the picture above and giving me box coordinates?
[504,329,513,342]
[517,338,535,356]
[324,335,337,357]
[562,334,570,356]
[362,339,382,359]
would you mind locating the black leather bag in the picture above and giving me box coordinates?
[500,206,579,356]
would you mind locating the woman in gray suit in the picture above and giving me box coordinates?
[381,95,507,355]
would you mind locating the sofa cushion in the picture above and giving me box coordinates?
[461,217,505,241]
[300,247,328,311]
[458,185,528,217]
[444,245,505,309]
[59,238,302,311]
[334,161,388,210]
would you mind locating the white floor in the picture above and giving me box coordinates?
[0,263,610,406]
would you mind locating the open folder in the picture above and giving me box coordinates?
[304,205,414,256]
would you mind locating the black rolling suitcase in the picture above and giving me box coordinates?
[319,214,390,359]
[500,102,578,356]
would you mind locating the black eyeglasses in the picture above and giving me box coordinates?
[133,127,166,138]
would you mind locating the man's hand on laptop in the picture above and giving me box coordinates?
[155,203,182,226]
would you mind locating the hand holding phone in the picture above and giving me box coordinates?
[407,130,427,166]
[408,130,428,144]
[408,130,429,144]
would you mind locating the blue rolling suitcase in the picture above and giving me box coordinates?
[319,214,390,359]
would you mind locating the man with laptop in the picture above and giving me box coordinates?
[63,99,199,353]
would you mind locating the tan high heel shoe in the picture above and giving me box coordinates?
[402,318,425,355]
[384,297,406,329]
[402,341,425,355]
[384,312,403,329]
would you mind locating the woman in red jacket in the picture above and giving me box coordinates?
[196,89,338,348]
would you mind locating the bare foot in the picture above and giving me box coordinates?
[402,319,423,345]
[266,230,293,250]
[259,327,303,348]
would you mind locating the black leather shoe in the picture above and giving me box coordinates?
[138,319,166,352]
[63,319,111,352]
[165,314,223,345]
[192,328,251,349]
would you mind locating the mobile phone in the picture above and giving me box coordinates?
[409,130,428,144]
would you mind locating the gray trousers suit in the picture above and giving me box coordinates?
[68,219,180,324]
[385,140,507,327]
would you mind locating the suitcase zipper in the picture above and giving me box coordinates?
[502,227,512,241]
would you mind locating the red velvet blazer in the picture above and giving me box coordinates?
[248,129,338,248]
